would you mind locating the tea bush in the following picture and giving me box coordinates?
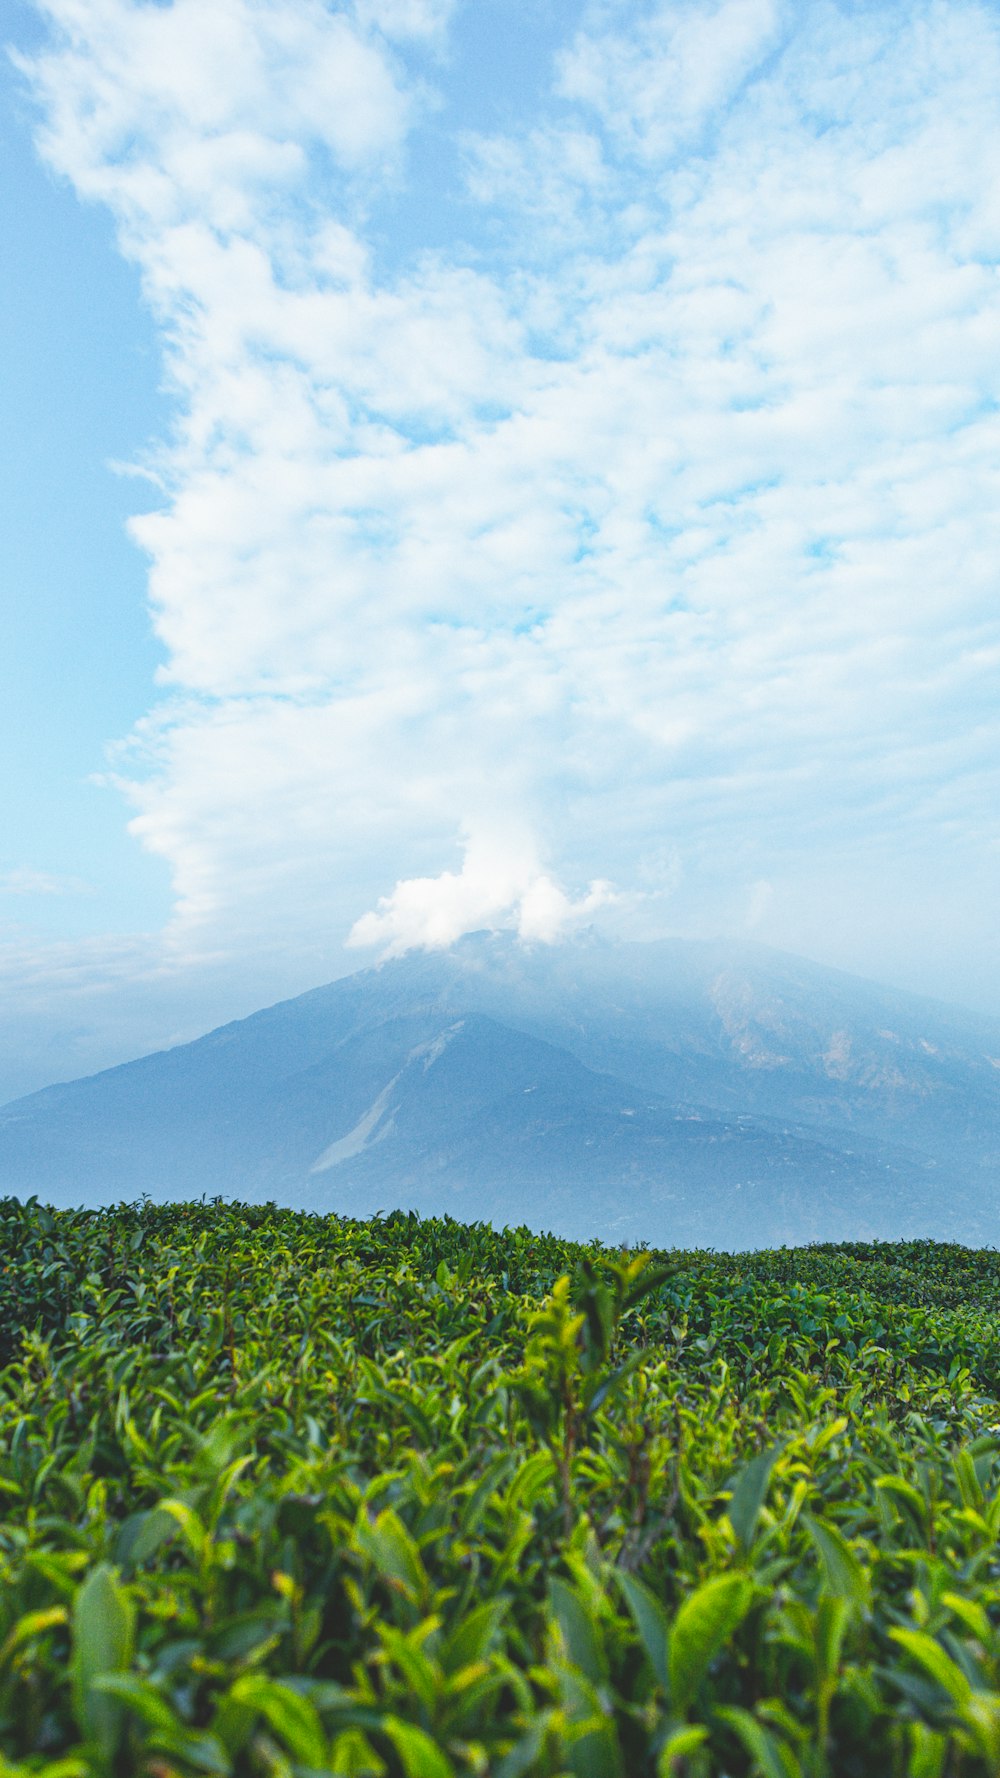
[1,1195,1000,1777]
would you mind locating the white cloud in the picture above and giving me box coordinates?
[10,0,1000,1027]
[557,0,783,161]
[26,0,414,218]
[347,827,617,955]
[356,0,457,41]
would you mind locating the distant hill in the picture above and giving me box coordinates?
[1,932,999,1247]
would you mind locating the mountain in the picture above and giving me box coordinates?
[1,932,998,1248]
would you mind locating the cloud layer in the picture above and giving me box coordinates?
[16,0,1000,997]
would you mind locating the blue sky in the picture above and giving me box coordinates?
[1,3,169,928]
[3,0,1000,1100]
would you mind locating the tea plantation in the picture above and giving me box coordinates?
[3,1199,1000,1777]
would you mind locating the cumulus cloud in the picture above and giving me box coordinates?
[12,0,1000,1014]
[347,827,616,955]
[24,0,416,216]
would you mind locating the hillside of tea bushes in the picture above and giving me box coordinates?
[4,1201,1000,1776]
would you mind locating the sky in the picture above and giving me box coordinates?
[3,0,1000,1102]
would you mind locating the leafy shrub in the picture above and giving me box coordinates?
[0,1197,999,1775]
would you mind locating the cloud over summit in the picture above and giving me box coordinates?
[347,827,617,956]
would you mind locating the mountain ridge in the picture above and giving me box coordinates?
[2,932,998,1248]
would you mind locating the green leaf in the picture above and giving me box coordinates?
[953,1447,985,1511]
[803,1516,870,1613]
[942,1590,992,1646]
[354,1508,428,1606]
[668,1574,753,1715]
[156,1497,208,1560]
[587,1350,643,1416]
[91,1672,175,1733]
[0,1606,68,1667]
[875,1475,927,1530]
[150,1728,233,1775]
[0,1761,90,1778]
[440,1599,508,1674]
[907,1722,949,1778]
[622,1258,678,1311]
[617,1571,669,1691]
[726,1448,778,1551]
[70,1565,135,1764]
[229,1675,328,1766]
[813,1595,850,1684]
[550,1577,607,1685]
[507,1450,557,1510]
[889,1629,973,1708]
[210,1692,258,1759]
[494,1719,548,1778]
[375,1622,439,1709]
[717,1706,803,1778]
[458,1454,516,1534]
[329,1727,389,1775]
[114,1504,178,1573]
[567,1715,624,1778]
[383,1718,456,1778]
[558,1669,624,1778]
[657,1724,709,1773]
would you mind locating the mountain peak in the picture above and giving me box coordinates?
[2,937,998,1249]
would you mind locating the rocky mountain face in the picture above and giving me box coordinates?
[1,933,998,1249]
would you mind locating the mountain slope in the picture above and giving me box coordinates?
[1,933,998,1247]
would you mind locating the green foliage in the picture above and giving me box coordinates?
[2,1195,1000,1774]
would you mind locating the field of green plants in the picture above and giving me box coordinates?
[3,1197,1000,1778]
